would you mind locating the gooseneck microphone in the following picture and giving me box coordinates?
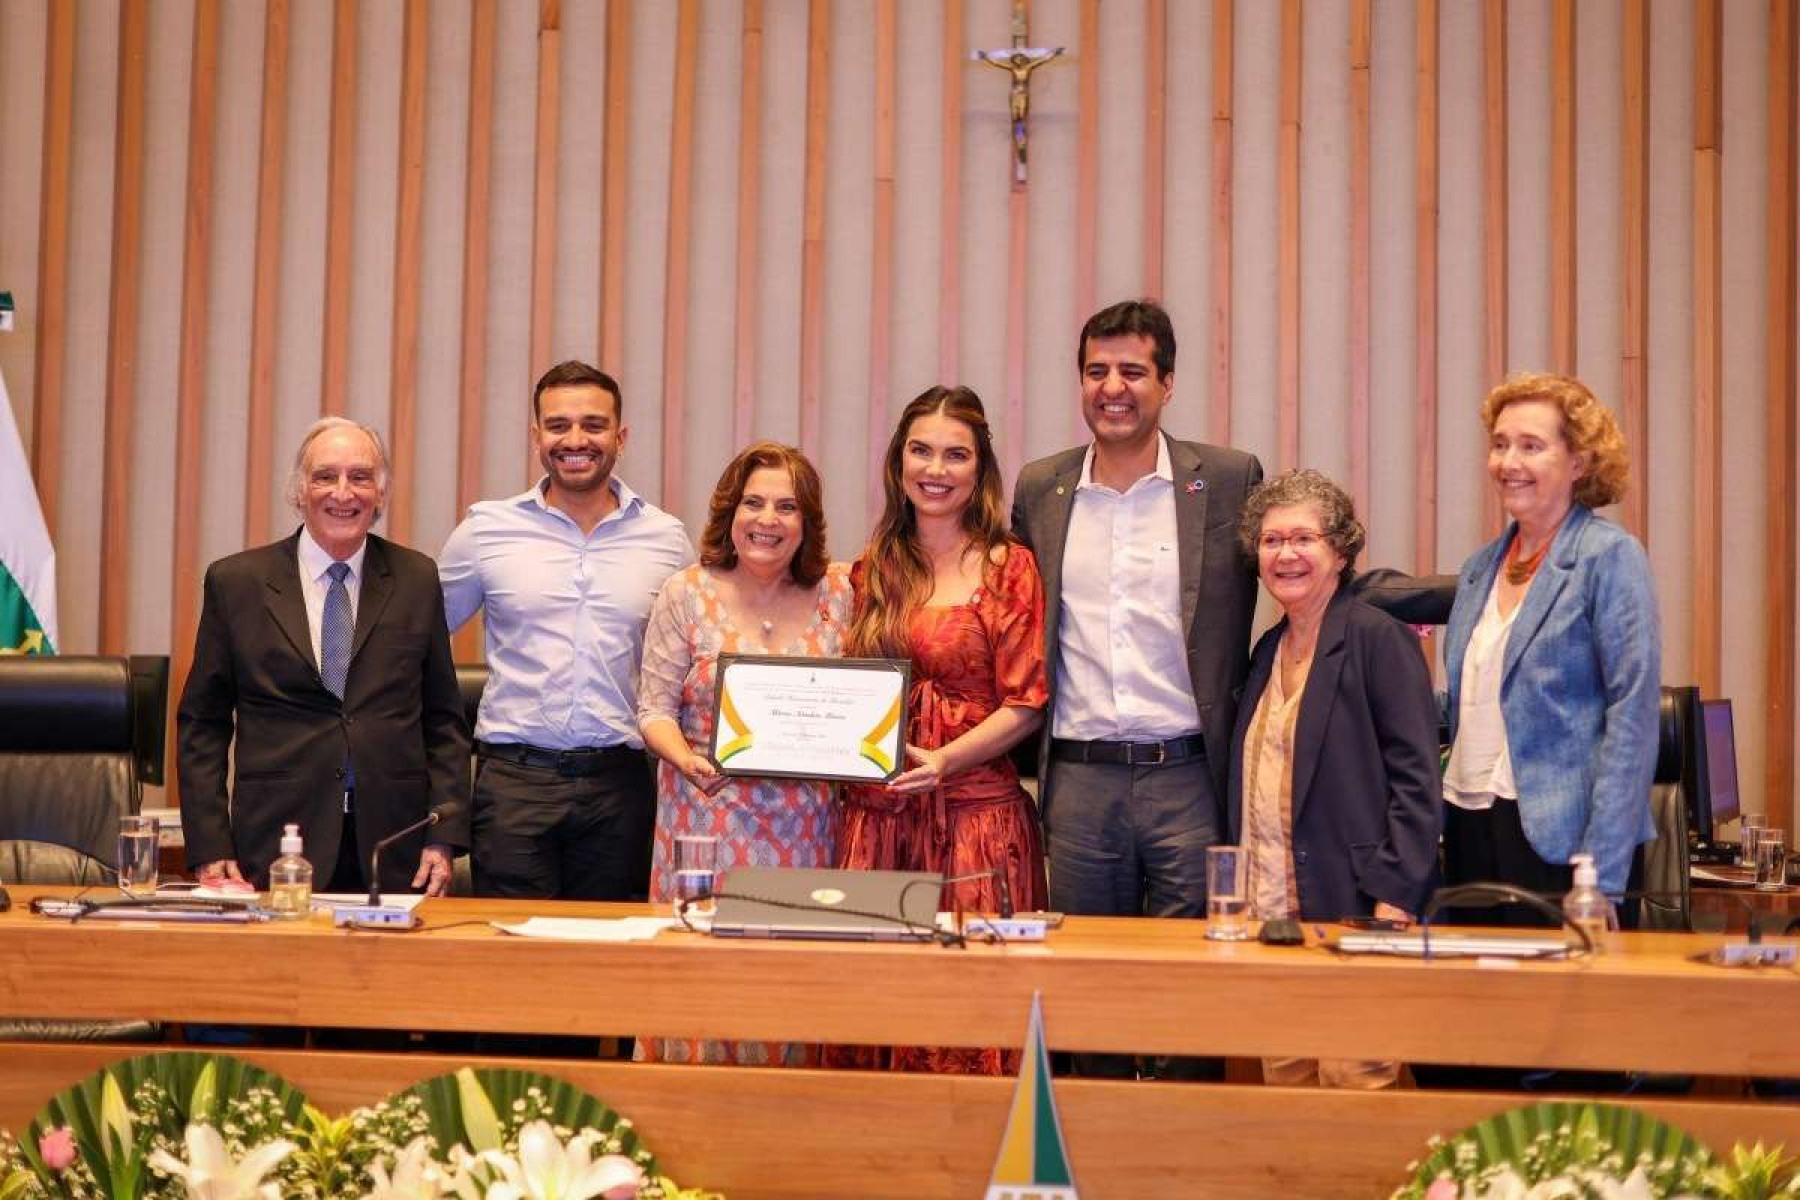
[367,809,442,907]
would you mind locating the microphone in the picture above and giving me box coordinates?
[331,810,441,929]
[995,868,1014,919]
[367,810,442,906]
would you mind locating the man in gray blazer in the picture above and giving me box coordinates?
[1012,301,1261,956]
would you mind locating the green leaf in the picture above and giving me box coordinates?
[1401,1101,1711,1192]
[455,1068,505,1154]
[393,1067,655,1174]
[98,1075,132,1163]
[188,1061,219,1126]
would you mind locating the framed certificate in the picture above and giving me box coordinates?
[709,655,910,784]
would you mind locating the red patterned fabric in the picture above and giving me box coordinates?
[831,544,1050,1076]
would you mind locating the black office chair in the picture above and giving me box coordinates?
[0,655,165,1042]
[1638,687,1693,931]
[449,664,491,898]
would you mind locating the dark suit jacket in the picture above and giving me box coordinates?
[1010,434,1263,809]
[1227,589,1442,920]
[177,531,470,892]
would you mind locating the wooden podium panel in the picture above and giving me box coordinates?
[2,889,1797,1198]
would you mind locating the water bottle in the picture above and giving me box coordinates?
[266,824,314,919]
[1561,853,1617,953]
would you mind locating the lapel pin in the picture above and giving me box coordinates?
[1185,478,1206,494]
[1055,485,1066,496]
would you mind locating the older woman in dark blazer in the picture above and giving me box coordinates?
[1228,470,1442,1089]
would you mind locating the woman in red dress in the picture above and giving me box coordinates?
[835,387,1049,1073]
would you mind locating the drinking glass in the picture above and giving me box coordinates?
[1754,829,1789,892]
[117,815,160,894]
[673,835,720,918]
[1739,813,1767,869]
[1205,845,1250,941]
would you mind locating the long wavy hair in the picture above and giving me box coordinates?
[848,386,1013,658]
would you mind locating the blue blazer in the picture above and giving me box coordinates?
[1443,505,1660,896]
[1227,590,1443,920]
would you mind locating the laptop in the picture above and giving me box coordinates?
[708,867,942,941]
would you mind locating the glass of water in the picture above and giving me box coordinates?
[673,834,720,918]
[1205,844,1250,941]
[117,815,160,894]
[1754,829,1789,892]
[1740,813,1767,869]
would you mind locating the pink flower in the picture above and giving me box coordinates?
[38,1128,77,1171]
[1424,1180,1460,1200]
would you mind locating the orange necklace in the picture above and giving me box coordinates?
[1503,529,1554,586]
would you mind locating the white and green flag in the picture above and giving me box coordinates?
[0,367,56,654]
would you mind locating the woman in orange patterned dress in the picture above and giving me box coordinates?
[637,442,851,1066]
[834,386,1050,1075]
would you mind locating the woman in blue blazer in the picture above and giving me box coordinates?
[1442,373,1659,919]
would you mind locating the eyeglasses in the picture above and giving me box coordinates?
[1257,531,1326,555]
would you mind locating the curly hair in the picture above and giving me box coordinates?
[695,442,829,587]
[1237,469,1365,586]
[848,386,1013,658]
[1481,372,1629,509]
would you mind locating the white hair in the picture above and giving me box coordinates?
[285,417,391,519]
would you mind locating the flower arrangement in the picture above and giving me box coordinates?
[0,1055,720,1200]
[1393,1102,1800,1200]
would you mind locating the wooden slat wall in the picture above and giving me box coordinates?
[1277,0,1301,474]
[733,0,764,449]
[451,0,497,664]
[319,0,356,418]
[598,0,631,370]
[4,2,1795,817]
[1142,0,1167,300]
[530,1,562,396]
[797,0,828,460]
[1414,0,1439,574]
[1691,0,1722,696]
[660,0,699,508]
[1349,0,1371,517]
[937,0,963,383]
[1618,0,1649,542]
[165,0,221,804]
[867,0,896,518]
[1549,0,1576,375]
[1764,0,1797,828]
[1209,0,1233,446]
[242,0,290,545]
[385,0,428,546]
[1481,0,1506,537]
[97,0,149,655]
[28,0,74,533]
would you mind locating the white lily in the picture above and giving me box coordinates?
[478,1121,643,1200]
[146,1124,294,1200]
[362,1137,452,1200]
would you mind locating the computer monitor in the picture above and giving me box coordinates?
[1698,698,1741,832]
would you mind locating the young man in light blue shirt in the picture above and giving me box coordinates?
[440,361,693,900]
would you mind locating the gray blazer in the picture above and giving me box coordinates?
[1010,434,1264,810]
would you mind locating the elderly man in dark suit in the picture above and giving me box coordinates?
[178,418,469,896]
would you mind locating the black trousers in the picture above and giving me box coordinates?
[470,750,655,901]
[1441,799,1643,930]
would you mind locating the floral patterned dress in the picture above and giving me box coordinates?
[832,544,1050,1075]
[635,561,852,1066]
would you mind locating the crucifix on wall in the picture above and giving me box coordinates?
[971,0,1065,186]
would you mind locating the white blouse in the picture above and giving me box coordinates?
[1443,581,1521,811]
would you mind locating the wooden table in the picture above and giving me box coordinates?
[1691,865,1800,933]
[3,887,1796,1198]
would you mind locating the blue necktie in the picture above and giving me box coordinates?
[322,562,356,797]
[321,562,352,698]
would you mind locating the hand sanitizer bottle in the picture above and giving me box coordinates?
[1561,853,1617,953]
[267,824,313,919]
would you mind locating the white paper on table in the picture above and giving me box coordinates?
[312,893,426,912]
[490,916,678,942]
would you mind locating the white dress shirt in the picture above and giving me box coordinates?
[1051,439,1201,741]
[1442,581,1520,811]
[438,477,695,749]
[295,527,366,676]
